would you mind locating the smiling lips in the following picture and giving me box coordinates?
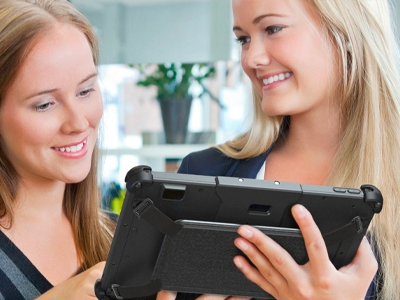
[53,140,87,153]
[263,72,292,86]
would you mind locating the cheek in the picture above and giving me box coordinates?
[291,32,334,75]
[88,96,103,127]
[3,114,31,138]
[304,46,337,95]
[0,115,46,158]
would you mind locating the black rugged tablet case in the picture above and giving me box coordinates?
[95,165,383,300]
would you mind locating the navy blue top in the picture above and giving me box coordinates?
[0,211,117,300]
[178,147,377,299]
[0,230,53,299]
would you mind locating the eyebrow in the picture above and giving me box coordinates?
[25,72,98,100]
[233,13,287,31]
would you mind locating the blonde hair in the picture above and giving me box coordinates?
[0,0,113,270]
[219,0,400,298]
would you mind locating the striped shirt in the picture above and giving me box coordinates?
[0,211,117,299]
[0,230,53,299]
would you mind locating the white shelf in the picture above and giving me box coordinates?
[100,144,210,158]
[100,144,212,171]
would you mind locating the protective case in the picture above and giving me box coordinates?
[95,165,383,300]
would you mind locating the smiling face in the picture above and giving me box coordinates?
[0,22,102,185]
[232,0,340,119]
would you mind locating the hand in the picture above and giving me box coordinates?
[156,290,177,300]
[156,290,250,300]
[36,262,105,300]
[233,204,378,300]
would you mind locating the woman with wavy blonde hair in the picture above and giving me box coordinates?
[0,0,116,298]
[178,0,400,299]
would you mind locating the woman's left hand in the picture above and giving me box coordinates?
[156,290,250,300]
[233,204,377,300]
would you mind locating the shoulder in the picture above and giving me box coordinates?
[177,147,270,179]
[177,147,237,176]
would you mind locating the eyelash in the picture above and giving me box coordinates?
[34,88,95,112]
[235,25,284,46]
[235,36,250,46]
[35,102,54,112]
[78,88,95,98]
[266,25,283,35]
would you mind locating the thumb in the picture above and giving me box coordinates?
[340,237,378,283]
[156,290,177,300]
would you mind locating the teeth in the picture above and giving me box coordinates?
[54,141,85,153]
[263,72,292,86]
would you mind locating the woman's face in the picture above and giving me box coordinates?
[0,23,103,185]
[232,0,340,118]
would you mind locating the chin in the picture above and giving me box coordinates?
[260,98,279,115]
[63,177,89,184]
[261,105,284,117]
[62,169,91,184]
[261,98,297,117]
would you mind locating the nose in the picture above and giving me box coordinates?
[60,103,89,134]
[243,39,271,69]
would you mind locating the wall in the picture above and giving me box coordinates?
[72,0,233,64]
[392,0,400,40]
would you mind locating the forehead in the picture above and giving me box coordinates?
[24,22,93,71]
[7,22,96,96]
[232,0,316,24]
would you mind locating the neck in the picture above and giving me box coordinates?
[13,179,67,221]
[264,109,342,185]
[282,108,342,157]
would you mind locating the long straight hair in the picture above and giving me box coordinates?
[0,0,114,269]
[218,0,400,298]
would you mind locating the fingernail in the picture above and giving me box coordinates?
[233,257,243,269]
[294,204,306,218]
[239,226,253,239]
[236,239,249,251]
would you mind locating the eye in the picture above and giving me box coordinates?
[35,101,54,112]
[78,88,95,98]
[235,36,251,46]
[266,25,283,35]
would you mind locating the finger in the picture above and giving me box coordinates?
[87,261,106,280]
[291,204,333,274]
[233,255,278,298]
[234,236,278,279]
[93,261,106,272]
[156,290,177,300]
[340,237,378,283]
[236,225,300,281]
[86,262,106,296]
[225,296,252,300]
[195,294,229,300]
[89,262,106,277]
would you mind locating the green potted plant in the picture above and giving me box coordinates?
[135,62,222,144]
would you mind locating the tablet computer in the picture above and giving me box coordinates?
[95,165,383,300]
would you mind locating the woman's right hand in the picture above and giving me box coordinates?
[36,262,105,299]
[232,205,377,300]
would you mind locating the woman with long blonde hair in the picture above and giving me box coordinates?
[178,0,400,299]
